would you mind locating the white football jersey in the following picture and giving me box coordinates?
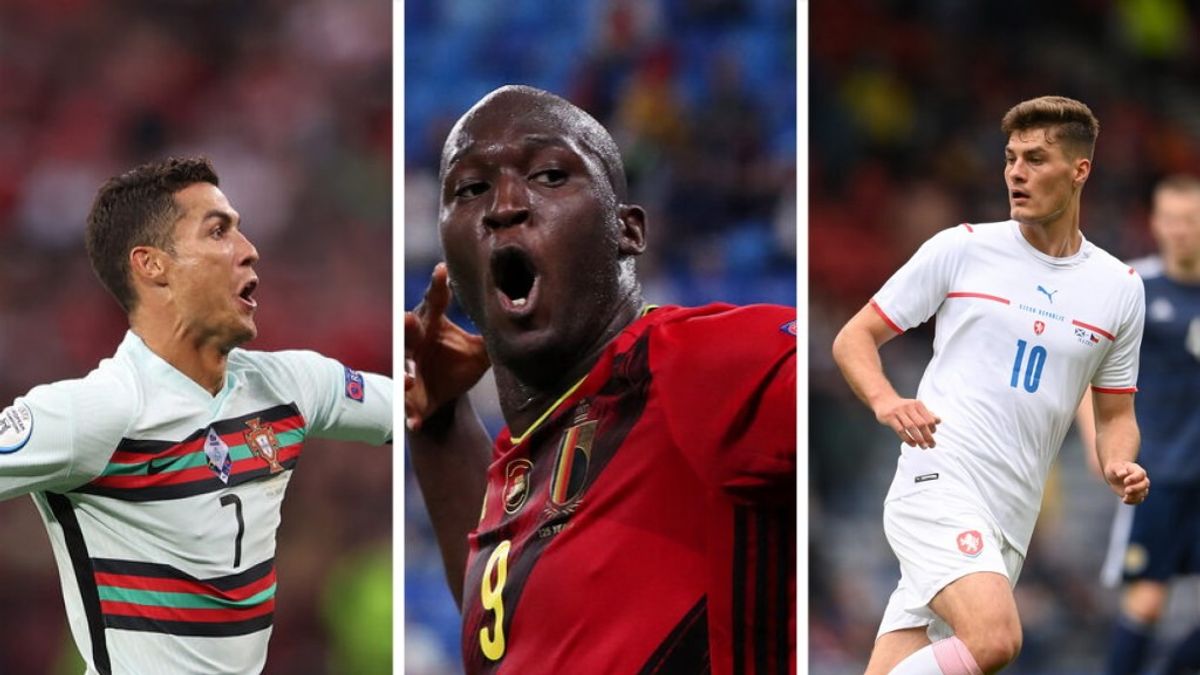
[873,221,1144,553]
[0,331,392,674]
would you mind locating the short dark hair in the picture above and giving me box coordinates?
[1000,96,1100,159]
[85,157,219,313]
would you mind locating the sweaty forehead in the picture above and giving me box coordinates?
[443,98,601,173]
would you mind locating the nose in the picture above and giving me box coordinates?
[1007,159,1027,184]
[482,173,529,230]
[237,229,259,266]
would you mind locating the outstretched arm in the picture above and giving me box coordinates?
[405,263,492,607]
[1090,390,1148,505]
[831,303,941,449]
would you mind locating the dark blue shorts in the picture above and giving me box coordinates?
[1103,485,1200,585]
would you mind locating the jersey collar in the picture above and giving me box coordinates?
[119,331,239,407]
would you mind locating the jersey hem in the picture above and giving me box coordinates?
[1092,385,1137,394]
[870,299,904,334]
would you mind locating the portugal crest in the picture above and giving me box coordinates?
[244,418,284,473]
[550,416,596,507]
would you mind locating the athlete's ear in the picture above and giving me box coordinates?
[616,204,646,257]
[1074,157,1091,187]
[130,246,170,287]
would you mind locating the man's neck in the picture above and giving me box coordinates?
[495,294,643,438]
[130,314,229,396]
[1018,206,1082,258]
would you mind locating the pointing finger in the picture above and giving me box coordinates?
[425,262,451,322]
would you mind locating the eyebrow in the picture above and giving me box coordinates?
[522,134,571,149]
[202,210,238,226]
[446,134,577,172]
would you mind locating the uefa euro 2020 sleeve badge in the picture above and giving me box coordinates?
[244,418,284,474]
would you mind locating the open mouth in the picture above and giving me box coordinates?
[238,278,259,309]
[1011,189,1030,201]
[490,246,538,313]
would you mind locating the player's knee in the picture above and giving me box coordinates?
[962,624,1022,673]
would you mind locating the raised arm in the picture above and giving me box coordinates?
[831,303,941,449]
[405,263,492,607]
[1090,389,1148,505]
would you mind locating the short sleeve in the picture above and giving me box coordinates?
[0,368,134,500]
[872,226,966,332]
[1092,272,1146,392]
[252,350,393,445]
[651,305,796,505]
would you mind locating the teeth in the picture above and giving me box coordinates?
[512,298,526,308]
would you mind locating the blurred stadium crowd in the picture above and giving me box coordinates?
[0,1,391,672]
[811,1,1200,673]
[403,0,796,671]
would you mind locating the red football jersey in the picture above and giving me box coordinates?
[461,304,797,674]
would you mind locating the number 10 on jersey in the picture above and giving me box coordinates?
[1010,339,1046,393]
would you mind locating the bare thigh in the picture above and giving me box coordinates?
[928,571,1022,672]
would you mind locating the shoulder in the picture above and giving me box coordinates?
[228,348,355,407]
[947,220,1011,240]
[911,220,1006,258]
[13,351,141,455]
[1127,254,1164,280]
[955,220,1024,251]
[1086,245,1145,293]
[228,349,317,397]
[957,220,1010,235]
[924,222,978,248]
[229,347,336,377]
[53,351,142,410]
[642,303,796,340]
[637,303,796,382]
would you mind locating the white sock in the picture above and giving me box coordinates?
[889,637,983,675]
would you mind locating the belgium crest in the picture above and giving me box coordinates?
[549,411,596,508]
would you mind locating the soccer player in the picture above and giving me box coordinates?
[1085,175,1200,675]
[0,157,393,674]
[405,85,797,674]
[831,95,1149,674]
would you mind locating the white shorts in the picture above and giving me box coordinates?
[877,486,1025,641]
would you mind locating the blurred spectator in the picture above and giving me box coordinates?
[404,0,796,670]
[0,1,391,673]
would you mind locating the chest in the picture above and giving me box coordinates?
[937,262,1123,377]
[461,393,715,673]
[72,393,307,574]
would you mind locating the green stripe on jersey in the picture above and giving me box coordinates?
[97,583,277,609]
[101,429,305,477]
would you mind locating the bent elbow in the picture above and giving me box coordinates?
[831,324,854,368]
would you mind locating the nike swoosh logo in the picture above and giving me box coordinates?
[146,457,179,475]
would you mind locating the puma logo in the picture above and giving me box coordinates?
[1037,285,1058,303]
